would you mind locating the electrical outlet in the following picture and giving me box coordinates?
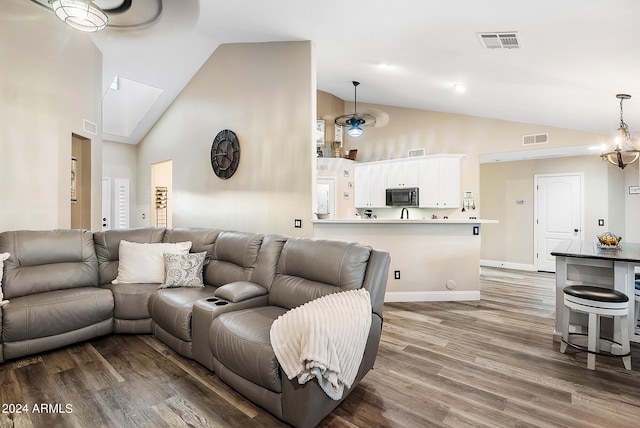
[598,219,605,226]
[394,270,400,280]
[294,219,302,228]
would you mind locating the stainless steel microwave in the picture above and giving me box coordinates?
[386,187,419,207]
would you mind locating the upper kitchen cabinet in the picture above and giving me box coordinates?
[387,159,420,188]
[419,155,463,208]
[354,162,388,208]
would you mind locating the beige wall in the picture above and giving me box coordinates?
[1,0,102,231]
[479,155,630,267]
[134,41,316,236]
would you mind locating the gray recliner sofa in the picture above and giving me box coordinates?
[0,229,113,362]
[0,226,390,427]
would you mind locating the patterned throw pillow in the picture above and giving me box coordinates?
[158,252,207,289]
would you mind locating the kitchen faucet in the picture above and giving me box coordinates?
[401,207,409,219]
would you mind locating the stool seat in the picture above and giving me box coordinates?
[563,285,629,303]
[560,285,631,370]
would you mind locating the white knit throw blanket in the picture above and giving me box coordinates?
[270,288,372,400]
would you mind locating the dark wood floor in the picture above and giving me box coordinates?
[1,267,639,427]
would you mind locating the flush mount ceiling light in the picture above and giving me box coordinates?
[335,81,376,138]
[49,0,108,32]
[601,94,640,169]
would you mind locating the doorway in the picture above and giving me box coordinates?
[151,160,173,227]
[71,134,91,229]
[534,173,584,272]
[316,177,336,219]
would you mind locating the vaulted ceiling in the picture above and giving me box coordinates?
[36,0,640,145]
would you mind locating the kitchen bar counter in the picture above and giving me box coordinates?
[551,240,640,344]
[313,218,498,224]
[313,218,498,302]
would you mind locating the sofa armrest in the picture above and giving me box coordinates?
[214,281,267,303]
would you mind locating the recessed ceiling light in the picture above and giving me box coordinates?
[453,84,466,93]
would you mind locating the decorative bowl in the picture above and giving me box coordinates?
[597,232,622,248]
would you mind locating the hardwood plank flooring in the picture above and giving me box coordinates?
[1,267,639,427]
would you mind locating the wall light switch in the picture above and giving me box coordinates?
[394,270,400,280]
[294,219,302,228]
[598,219,605,227]
[473,226,480,235]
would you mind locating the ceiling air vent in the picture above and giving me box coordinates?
[83,119,97,135]
[522,133,548,146]
[478,32,521,49]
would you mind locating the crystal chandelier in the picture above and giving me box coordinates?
[601,94,640,169]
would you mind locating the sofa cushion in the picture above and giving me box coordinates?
[112,240,192,284]
[0,252,9,304]
[159,252,206,289]
[93,227,166,285]
[269,239,372,310]
[209,306,287,393]
[149,286,217,342]
[102,283,158,320]
[204,231,264,287]
[2,287,114,342]
[0,229,99,299]
[163,228,220,259]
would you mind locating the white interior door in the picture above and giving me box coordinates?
[535,174,583,272]
[316,178,336,218]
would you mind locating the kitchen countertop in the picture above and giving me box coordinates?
[312,218,499,224]
[551,240,640,263]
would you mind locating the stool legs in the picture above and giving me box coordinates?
[587,312,598,370]
[621,314,631,370]
[560,305,570,354]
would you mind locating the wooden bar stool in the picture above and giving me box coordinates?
[560,285,631,370]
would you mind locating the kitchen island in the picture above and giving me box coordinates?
[313,218,498,302]
[551,240,640,344]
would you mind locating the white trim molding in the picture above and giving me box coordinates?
[384,290,480,303]
[481,259,537,271]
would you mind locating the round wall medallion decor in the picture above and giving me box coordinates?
[210,129,240,179]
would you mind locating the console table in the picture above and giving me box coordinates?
[552,240,640,344]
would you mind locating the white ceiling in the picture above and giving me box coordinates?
[81,0,640,145]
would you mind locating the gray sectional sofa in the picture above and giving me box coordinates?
[0,227,390,428]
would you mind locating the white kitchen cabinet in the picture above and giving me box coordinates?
[387,159,420,188]
[354,163,388,208]
[419,155,462,208]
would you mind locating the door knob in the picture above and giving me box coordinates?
[574,229,579,232]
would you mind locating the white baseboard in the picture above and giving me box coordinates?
[480,259,537,271]
[384,290,480,303]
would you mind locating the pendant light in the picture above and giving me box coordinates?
[49,0,108,33]
[601,94,640,169]
[335,81,376,138]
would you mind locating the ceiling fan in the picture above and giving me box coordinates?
[30,0,162,32]
[335,81,377,137]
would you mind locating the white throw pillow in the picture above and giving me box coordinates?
[0,252,10,305]
[112,241,192,284]
[158,252,207,289]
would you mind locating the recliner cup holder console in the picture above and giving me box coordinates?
[206,297,228,305]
